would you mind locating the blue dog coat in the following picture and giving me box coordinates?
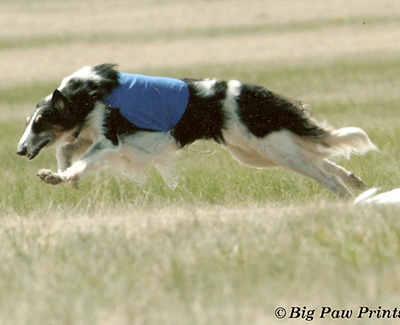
[105,73,190,132]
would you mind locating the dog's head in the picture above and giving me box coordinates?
[17,89,74,160]
[17,64,119,160]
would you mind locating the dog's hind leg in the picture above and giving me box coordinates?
[252,131,353,198]
[322,159,366,190]
[275,156,352,198]
[223,144,278,168]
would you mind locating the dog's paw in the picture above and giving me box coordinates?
[349,173,367,190]
[37,169,64,185]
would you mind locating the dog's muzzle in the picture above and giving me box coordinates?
[17,145,28,157]
[17,137,52,160]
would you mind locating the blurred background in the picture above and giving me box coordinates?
[2,0,399,88]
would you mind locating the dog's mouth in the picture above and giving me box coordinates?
[26,139,51,160]
[27,151,39,160]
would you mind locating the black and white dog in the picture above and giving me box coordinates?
[17,64,376,198]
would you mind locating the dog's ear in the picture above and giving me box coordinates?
[51,89,68,110]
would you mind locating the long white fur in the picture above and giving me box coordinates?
[58,66,101,91]
[18,109,41,152]
[325,127,378,157]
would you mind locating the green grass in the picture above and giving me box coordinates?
[2,6,400,324]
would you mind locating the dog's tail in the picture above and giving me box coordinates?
[322,127,378,158]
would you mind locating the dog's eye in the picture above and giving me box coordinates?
[26,115,32,125]
[35,114,43,123]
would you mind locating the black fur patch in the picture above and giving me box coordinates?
[64,67,118,109]
[33,90,74,133]
[50,64,120,135]
[93,64,119,97]
[237,83,326,138]
[104,109,143,145]
[43,69,117,135]
[171,79,227,147]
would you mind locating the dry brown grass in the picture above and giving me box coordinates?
[1,0,400,86]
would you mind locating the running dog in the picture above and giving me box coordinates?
[17,64,376,198]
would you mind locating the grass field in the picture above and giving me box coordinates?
[1,1,400,324]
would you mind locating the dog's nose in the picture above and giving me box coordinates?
[17,145,27,156]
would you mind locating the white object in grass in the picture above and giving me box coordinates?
[354,188,400,205]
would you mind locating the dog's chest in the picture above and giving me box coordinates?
[105,73,189,132]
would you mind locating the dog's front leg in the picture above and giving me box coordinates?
[56,138,93,172]
[38,139,114,187]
